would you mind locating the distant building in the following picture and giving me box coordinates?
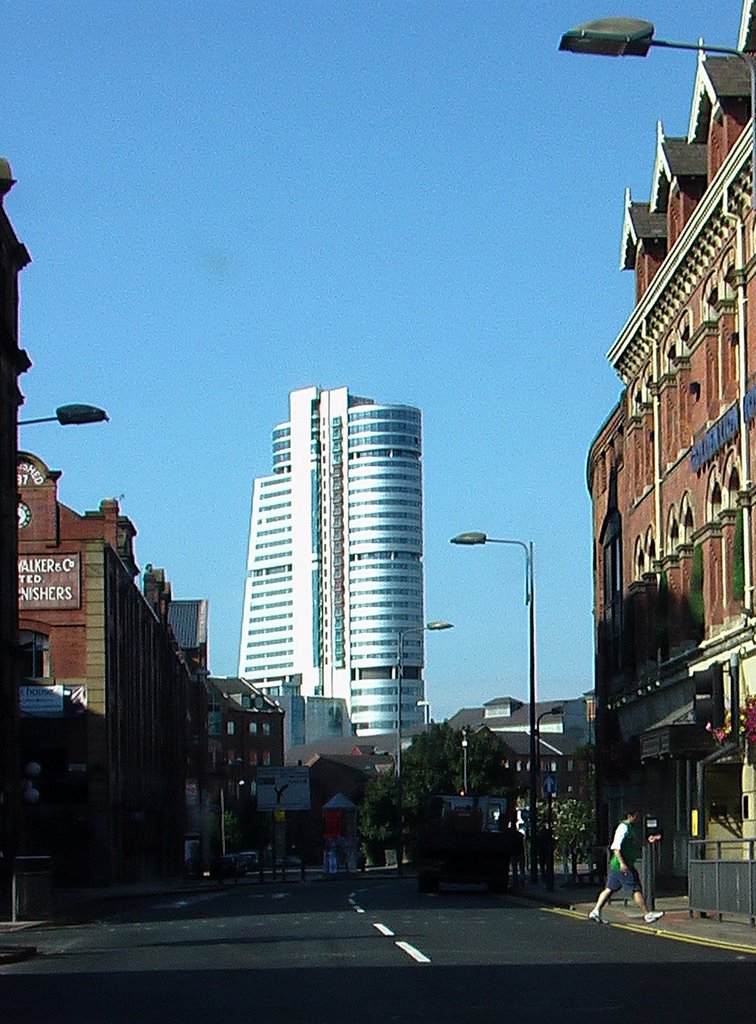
[448,696,594,802]
[205,676,285,847]
[17,453,188,884]
[0,160,30,878]
[238,385,426,735]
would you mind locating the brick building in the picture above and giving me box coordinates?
[587,4,756,879]
[17,452,189,884]
[205,676,285,858]
[0,161,30,881]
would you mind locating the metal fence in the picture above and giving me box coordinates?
[688,839,756,926]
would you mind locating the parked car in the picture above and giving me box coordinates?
[210,854,240,879]
[235,851,260,874]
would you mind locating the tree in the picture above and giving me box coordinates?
[357,724,517,864]
[358,771,398,865]
[548,796,594,881]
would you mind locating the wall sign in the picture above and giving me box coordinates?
[18,553,81,609]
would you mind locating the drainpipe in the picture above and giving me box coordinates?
[722,193,753,612]
[650,322,663,565]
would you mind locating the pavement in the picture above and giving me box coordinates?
[1,868,756,964]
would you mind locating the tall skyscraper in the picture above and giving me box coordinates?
[238,386,425,735]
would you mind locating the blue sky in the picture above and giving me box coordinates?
[5,1,745,722]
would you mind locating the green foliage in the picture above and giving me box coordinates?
[656,571,669,660]
[733,508,745,603]
[548,797,593,848]
[689,543,705,632]
[358,770,398,850]
[358,724,517,862]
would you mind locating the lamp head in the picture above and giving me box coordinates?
[450,532,487,545]
[426,620,453,631]
[56,404,110,426]
[559,17,655,57]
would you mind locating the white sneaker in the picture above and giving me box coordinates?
[644,911,664,924]
[588,910,603,924]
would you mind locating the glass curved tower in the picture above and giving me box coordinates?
[238,386,425,735]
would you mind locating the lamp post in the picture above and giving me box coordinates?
[535,705,563,891]
[416,699,431,730]
[559,17,756,209]
[461,728,469,795]
[19,404,110,427]
[395,620,453,873]
[450,531,538,883]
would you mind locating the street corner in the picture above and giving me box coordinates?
[0,943,37,965]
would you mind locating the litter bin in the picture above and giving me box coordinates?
[13,856,54,922]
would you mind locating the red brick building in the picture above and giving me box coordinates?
[0,161,30,882]
[206,676,285,858]
[17,452,189,884]
[588,6,756,880]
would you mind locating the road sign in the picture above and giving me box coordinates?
[256,767,311,810]
[541,772,557,797]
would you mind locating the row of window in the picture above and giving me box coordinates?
[226,720,272,735]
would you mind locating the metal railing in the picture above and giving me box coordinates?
[688,839,756,926]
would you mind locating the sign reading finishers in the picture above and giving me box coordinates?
[18,553,81,609]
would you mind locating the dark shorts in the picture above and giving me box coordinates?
[606,867,641,894]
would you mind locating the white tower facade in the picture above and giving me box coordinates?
[238,385,425,735]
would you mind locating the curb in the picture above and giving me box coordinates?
[0,944,37,965]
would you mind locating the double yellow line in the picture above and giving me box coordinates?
[543,905,756,957]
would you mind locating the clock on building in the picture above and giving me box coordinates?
[18,501,31,529]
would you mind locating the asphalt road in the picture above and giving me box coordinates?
[2,876,753,1023]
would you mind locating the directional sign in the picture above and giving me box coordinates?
[256,767,311,810]
[541,772,557,797]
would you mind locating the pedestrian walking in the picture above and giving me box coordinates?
[588,809,664,925]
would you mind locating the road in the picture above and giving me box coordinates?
[2,876,753,1023]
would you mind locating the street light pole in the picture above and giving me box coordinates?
[450,532,538,883]
[395,620,453,873]
[461,728,469,795]
[559,17,756,208]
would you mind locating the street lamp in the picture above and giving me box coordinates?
[19,404,110,427]
[416,699,431,730]
[461,728,469,796]
[450,531,538,883]
[535,706,563,892]
[559,17,756,209]
[395,620,453,872]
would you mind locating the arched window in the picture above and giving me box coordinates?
[18,630,51,680]
[707,474,723,522]
[680,494,695,545]
[720,252,735,301]
[702,274,718,320]
[667,505,680,551]
[635,537,646,580]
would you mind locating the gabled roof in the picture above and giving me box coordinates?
[688,53,751,144]
[650,122,708,213]
[738,0,756,51]
[168,599,208,651]
[620,188,667,270]
[446,707,485,731]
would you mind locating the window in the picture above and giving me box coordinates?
[262,751,271,766]
[227,721,235,736]
[262,722,271,736]
[19,631,51,679]
[248,721,258,735]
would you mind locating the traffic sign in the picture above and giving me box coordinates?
[541,772,557,797]
[256,767,311,810]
